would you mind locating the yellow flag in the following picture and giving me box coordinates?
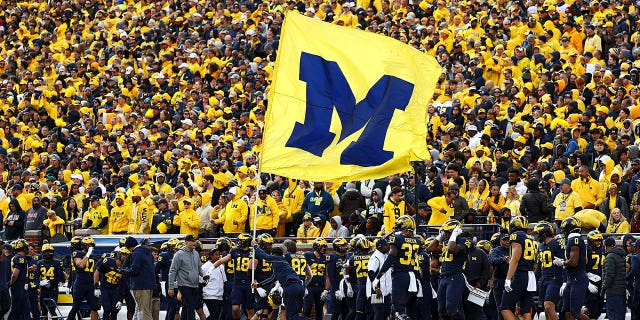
[260,13,441,182]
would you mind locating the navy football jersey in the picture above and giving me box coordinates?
[348,253,371,284]
[439,237,470,276]
[565,234,587,276]
[509,231,538,272]
[416,251,430,281]
[72,250,97,284]
[230,247,253,281]
[11,253,29,286]
[586,245,605,276]
[98,257,124,289]
[254,254,273,282]
[304,251,326,286]
[155,251,173,282]
[37,259,65,286]
[388,233,420,274]
[539,237,564,278]
[288,252,308,281]
[26,256,39,290]
[326,253,347,291]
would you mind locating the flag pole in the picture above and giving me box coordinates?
[251,168,261,292]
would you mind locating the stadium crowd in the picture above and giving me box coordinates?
[4,0,640,319]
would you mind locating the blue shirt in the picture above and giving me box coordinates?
[301,190,334,217]
[488,246,509,280]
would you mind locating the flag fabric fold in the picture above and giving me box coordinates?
[260,13,442,182]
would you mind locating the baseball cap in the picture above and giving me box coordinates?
[604,237,616,247]
[185,235,197,242]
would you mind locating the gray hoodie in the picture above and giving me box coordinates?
[328,216,350,238]
[168,246,203,289]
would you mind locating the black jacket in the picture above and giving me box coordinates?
[602,246,627,297]
[520,190,551,222]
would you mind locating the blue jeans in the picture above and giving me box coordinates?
[606,293,626,320]
[178,286,198,320]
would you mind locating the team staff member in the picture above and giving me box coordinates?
[9,239,31,320]
[501,216,537,320]
[168,235,208,320]
[252,240,311,320]
[532,223,564,320]
[428,219,469,320]
[215,237,235,320]
[67,237,99,320]
[37,243,65,317]
[254,234,275,320]
[602,237,627,320]
[304,238,328,320]
[374,216,420,320]
[250,186,280,236]
[367,238,392,320]
[488,233,510,319]
[553,217,590,320]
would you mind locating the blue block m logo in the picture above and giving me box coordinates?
[285,52,414,167]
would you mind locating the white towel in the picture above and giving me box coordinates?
[432,284,437,298]
[371,293,384,304]
[527,271,537,292]
[417,281,423,298]
[408,272,418,293]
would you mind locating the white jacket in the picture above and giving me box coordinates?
[367,250,392,299]
[201,261,226,300]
